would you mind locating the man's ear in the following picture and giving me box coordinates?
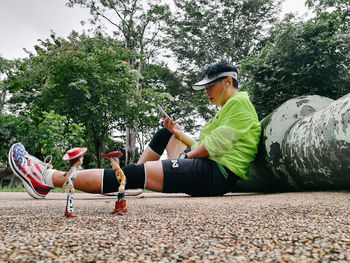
[224,76,233,88]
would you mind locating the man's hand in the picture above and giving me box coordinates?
[163,116,182,137]
[163,115,196,147]
[184,144,210,159]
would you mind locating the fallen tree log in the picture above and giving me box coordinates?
[237,93,350,191]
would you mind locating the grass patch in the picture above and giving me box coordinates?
[0,185,26,192]
[0,185,151,194]
[142,189,154,193]
[0,185,82,193]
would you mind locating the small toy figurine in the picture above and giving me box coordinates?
[62,147,87,218]
[101,151,127,215]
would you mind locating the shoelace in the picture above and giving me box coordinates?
[26,154,54,187]
[27,154,53,170]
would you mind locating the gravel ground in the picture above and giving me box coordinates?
[0,191,349,263]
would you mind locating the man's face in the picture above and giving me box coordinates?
[205,80,227,106]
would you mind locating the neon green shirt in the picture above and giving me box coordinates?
[192,91,261,180]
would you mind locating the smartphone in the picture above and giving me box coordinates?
[157,104,171,119]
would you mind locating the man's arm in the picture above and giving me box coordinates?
[163,116,196,147]
[186,144,209,159]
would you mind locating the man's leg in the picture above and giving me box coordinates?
[64,157,233,196]
[52,169,103,193]
[56,127,181,194]
[165,136,188,159]
[137,147,160,164]
[137,127,180,164]
[9,132,187,198]
[144,161,164,192]
[61,133,187,193]
[51,163,165,193]
[138,135,187,164]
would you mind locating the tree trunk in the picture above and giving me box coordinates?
[0,89,6,117]
[125,127,137,164]
[91,131,104,168]
[125,57,143,165]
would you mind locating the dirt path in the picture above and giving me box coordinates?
[0,192,349,262]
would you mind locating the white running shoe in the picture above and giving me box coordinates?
[8,143,55,199]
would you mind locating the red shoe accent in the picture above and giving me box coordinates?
[65,207,77,218]
[112,199,127,215]
[119,199,127,214]
[112,200,120,214]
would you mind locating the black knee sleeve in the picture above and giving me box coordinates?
[148,127,173,156]
[102,164,146,193]
[122,163,145,189]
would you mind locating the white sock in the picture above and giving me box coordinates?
[42,169,56,188]
[143,165,147,189]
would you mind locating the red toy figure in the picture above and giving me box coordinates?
[62,147,87,218]
[101,151,127,215]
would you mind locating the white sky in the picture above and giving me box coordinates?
[0,0,311,60]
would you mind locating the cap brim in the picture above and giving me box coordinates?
[192,79,209,90]
[192,71,238,90]
[192,85,206,90]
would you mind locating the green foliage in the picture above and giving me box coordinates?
[5,32,142,167]
[305,0,349,15]
[0,114,27,167]
[242,6,350,119]
[35,111,85,170]
[66,0,171,58]
[167,0,281,72]
[0,57,14,116]
[4,32,173,166]
[0,111,85,170]
[66,0,173,164]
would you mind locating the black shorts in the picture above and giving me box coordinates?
[102,158,238,197]
[162,158,238,197]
